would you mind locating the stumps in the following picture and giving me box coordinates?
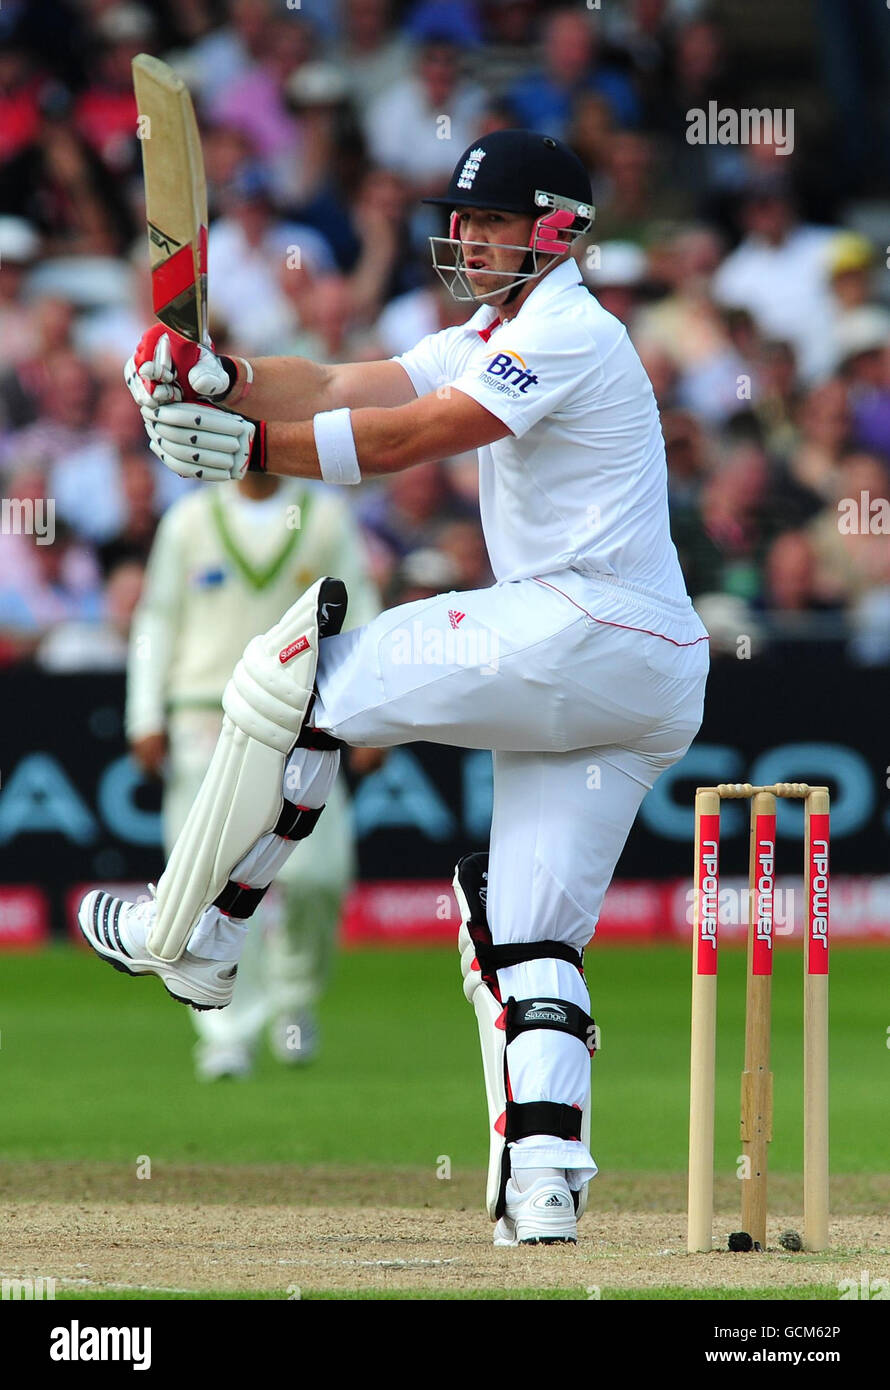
[687,782,830,1255]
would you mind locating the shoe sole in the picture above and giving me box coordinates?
[88,938,222,1012]
[494,1232,578,1247]
[78,894,231,1012]
[519,1235,577,1246]
[494,1217,578,1247]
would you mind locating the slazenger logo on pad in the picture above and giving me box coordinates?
[523,1001,568,1025]
[279,635,310,664]
[480,350,539,397]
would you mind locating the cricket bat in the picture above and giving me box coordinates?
[132,53,210,346]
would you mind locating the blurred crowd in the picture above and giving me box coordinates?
[1,0,890,670]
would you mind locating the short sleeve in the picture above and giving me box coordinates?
[449,315,594,438]
[392,331,451,398]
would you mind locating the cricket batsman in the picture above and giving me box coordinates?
[79,130,710,1245]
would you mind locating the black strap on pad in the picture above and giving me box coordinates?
[213,802,324,919]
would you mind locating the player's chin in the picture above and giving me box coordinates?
[466,271,510,302]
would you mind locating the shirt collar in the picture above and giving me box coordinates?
[468,257,585,338]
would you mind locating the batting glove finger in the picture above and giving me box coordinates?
[150,422,243,456]
[145,331,174,383]
[142,402,265,481]
[147,401,250,435]
[125,354,174,408]
[155,437,247,472]
[187,345,232,400]
[125,330,184,406]
[147,435,234,482]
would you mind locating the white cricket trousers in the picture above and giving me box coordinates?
[307,566,710,1182]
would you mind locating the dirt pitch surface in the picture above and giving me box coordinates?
[2,1165,889,1297]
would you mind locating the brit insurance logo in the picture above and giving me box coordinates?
[479,350,539,399]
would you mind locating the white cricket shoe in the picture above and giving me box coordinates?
[77,889,238,1012]
[492,1173,578,1247]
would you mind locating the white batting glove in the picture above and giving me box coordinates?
[125,325,234,409]
[142,402,266,482]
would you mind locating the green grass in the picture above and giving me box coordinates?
[0,943,887,1174]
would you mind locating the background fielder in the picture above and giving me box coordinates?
[128,470,380,1078]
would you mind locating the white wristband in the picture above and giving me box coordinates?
[313,408,361,485]
[234,355,253,399]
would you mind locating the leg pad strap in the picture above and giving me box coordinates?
[505,1100,583,1143]
[274,802,324,841]
[504,996,597,1056]
[295,693,344,750]
[210,803,325,920]
[214,880,266,918]
[472,938,584,976]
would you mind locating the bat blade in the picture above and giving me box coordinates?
[132,53,209,345]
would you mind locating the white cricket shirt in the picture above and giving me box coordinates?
[394,259,690,603]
